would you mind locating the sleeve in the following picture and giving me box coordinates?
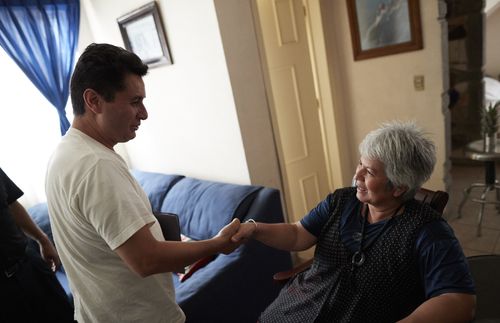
[76,161,154,250]
[416,219,476,298]
[300,193,334,237]
[0,168,23,205]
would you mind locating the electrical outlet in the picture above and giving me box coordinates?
[414,75,425,91]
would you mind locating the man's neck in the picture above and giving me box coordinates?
[72,118,115,150]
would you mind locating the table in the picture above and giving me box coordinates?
[457,139,500,236]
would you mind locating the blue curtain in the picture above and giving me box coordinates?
[0,0,79,135]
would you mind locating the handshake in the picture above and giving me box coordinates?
[213,218,258,254]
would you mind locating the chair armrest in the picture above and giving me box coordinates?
[273,258,313,283]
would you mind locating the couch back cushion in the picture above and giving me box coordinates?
[131,170,184,212]
[28,203,53,243]
[160,177,261,240]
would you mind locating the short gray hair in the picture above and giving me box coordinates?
[358,121,436,201]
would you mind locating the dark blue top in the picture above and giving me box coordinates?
[300,194,475,298]
[0,167,27,267]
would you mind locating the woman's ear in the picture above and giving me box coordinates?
[393,186,407,198]
[83,89,101,114]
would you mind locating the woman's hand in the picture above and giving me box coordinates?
[231,221,257,243]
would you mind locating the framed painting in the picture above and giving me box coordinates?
[346,0,423,61]
[117,1,172,67]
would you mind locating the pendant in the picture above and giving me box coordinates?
[351,250,365,267]
[352,232,362,241]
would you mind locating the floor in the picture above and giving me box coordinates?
[446,162,500,256]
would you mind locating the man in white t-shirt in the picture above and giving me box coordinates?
[45,43,240,323]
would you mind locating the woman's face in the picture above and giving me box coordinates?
[354,156,397,207]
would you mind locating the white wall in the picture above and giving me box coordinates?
[486,8,500,78]
[82,0,250,184]
[321,0,447,191]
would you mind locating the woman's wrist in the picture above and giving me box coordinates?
[245,219,258,236]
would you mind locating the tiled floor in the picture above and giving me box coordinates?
[446,163,500,256]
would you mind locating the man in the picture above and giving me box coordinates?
[45,43,240,323]
[0,168,74,322]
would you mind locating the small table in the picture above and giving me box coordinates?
[457,139,500,236]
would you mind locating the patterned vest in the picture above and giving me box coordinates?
[259,187,441,323]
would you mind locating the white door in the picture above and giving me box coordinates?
[256,0,330,224]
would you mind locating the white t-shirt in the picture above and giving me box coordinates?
[46,128,185,323]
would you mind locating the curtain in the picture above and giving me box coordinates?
[0,0,79,135]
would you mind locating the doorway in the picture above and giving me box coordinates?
[254,0,331,226]
[445,0,500,255]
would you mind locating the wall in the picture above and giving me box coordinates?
[1,0,448,208]
[82,0,250,184]
[485,8,500,78]
[213,0,283,193]
[320,0,447,191]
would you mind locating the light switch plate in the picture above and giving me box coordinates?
[414,75,425,91]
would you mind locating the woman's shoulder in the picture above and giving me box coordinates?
[325,187,357,210]
[406,198,442,220]
[331,186,357,198]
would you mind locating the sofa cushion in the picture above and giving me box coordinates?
[28,203,53,244]
[131,170,184,212]
[160,177,261,240]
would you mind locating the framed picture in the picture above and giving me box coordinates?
[117,1,172,67]
[346,0,423,61]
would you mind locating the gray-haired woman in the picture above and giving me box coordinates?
[233,121,475,322]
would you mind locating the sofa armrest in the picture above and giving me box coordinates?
[174,186,293,322]
[175,245,290,323]
[242,187,286,224]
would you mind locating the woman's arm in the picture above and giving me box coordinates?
[398,293,476,323]
[407,220,477,322]
[232,221,317,251]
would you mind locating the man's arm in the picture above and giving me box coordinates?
[9,201,60,271]
[398,293,476,323]
[116,218,241,277]
[231,221,317,252]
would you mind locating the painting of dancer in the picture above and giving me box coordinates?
[346,0,423,60]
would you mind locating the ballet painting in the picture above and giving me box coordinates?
[346,0,423,61]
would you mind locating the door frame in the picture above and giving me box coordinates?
[213,0,351,221]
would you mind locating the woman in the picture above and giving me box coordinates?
[233,121,475,322]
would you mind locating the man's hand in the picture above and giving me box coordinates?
[214,218,241,254]
[231,221,257,243]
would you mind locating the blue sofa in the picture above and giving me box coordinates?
[28,169,292,323]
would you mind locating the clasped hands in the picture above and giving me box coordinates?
[214,219,258,254]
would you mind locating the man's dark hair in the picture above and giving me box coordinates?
[70,43,148,115]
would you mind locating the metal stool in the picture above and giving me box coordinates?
[457,140,500,237]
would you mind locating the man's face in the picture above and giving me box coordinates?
[96,73,147,148]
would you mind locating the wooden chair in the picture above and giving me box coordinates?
[466,254,500,322]
[273,187,449,283]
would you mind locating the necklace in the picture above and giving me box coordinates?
[351,205,369,268]
[350,203,404,270]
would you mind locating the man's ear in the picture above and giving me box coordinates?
[82,89,101,114]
